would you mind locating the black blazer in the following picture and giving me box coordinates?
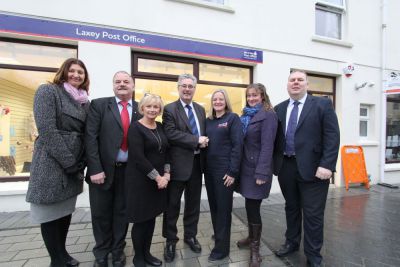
[162,100,206,181]
[85,97,141,189]
[273,95,340,181]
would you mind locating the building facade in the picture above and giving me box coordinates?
[0,0,399,211]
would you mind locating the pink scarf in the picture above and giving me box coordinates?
[63,82,89,104]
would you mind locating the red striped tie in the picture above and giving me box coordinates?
[120,101,129,151]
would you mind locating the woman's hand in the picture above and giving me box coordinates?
[223,174,235,187]
[255,179,266,185]
[156,175,169,189]
[164,172,171,182]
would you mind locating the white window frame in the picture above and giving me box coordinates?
[315,0,346,40]
[166,0,234,13]
[360,105,370,138]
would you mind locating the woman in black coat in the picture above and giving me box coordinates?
[205,89,243,261]
[26,58,90,267]
[125,93,170,267]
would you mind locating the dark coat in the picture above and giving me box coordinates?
[162,100,206,181]
[26,84,89,204]
[125,122,169,223]
[85,97,141,190]
[273,95,340,180]
[239,109,278,199]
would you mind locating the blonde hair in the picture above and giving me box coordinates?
[245,83,274,111]
[208,89,233,119]
[138,93,164,115]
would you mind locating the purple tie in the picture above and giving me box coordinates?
[285,101,300,156]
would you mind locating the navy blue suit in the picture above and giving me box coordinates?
[273,95,340,264]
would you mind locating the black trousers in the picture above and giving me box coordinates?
[245,198,262,225]
[205,172,233,257]
[89,164,128,260]
[41,214,72,265]
[162,155,202,242]
[131,217,156,264]
[278,157,329,264]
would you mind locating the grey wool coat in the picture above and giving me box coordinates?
[26,84,89,204]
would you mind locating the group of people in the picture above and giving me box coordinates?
[26,57,339,267]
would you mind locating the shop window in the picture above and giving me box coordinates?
[359,105,370,137]
[133,53,252,116]
[0,39,77,181]
[138,58,193,76]
[315,0,346,39]
[386,94,400,163]
[199,63,250,85]
[307,74,336,106]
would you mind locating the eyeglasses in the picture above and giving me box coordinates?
[179,84,195,89]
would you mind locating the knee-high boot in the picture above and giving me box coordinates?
[249,224,262,267]
[237,224,251,248]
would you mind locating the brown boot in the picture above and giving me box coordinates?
[249,224,262,267]
[237,225,252,248]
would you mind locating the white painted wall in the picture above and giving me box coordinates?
[1,0,400,211]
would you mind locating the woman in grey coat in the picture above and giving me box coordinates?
[26,58,90,267]
[237,83,278,267]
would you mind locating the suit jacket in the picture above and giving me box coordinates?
[85,97,141,189]
[273,95,340,181]
[162,100,206,181]
[27,84,89,204]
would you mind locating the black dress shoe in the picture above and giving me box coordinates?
[66,256,80,266]
[275,243,299,257]
[93,258,108,267]
[163,242,176,263]
[132,257,146,267]
[112,253,126,267]
[307,259,322,267]
[144,254,162,266]
[208,253,228,262]
[184,237,202,253]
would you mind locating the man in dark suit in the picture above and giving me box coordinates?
[162,73,208,262]
[273,70,340,267]
[85,71,141,267]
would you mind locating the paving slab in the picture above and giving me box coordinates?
[233,185,400,267]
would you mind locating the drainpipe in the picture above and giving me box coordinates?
[379,0,387,183]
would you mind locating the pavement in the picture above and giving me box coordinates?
[0,197,285,267]
[0,184,399,267]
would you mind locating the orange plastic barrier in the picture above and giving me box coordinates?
[341,145,370,191]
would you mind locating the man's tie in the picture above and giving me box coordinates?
[285,101,300,156]
[186,105,199,136]
[120,101,129,152]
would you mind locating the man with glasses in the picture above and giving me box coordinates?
[162,73,208,262]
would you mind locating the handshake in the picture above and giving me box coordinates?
[198,136,209,148]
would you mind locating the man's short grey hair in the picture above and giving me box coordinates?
[177,74,197,86]
[113,71,132,82]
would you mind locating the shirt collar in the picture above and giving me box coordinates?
[180,99,193,109]
[289,93,307,106]
[115,97,132,106]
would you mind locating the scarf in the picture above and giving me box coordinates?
[63,82,89,105]
[240,104,262,134]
